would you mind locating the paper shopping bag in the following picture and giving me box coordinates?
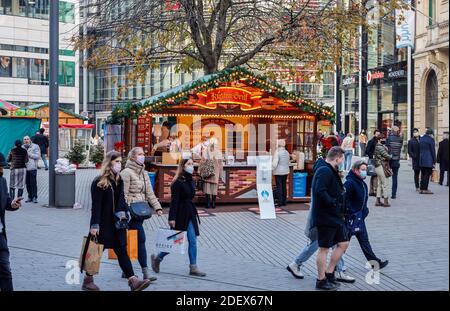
[155,228,187,255]
[108,230,138,261]
[79,235,104,275]
[432,169,440,183]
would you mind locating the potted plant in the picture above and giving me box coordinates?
[65,140,86,168]
[89,144,104,169]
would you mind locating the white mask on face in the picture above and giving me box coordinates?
[112,162,122,174]
[136,155,145,165]
[184,165,194,174]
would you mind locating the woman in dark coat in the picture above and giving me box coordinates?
[6,140,28,199]
[437,132,449,186]
[82,151,150,291]
[151,158,206,277]
[344,160,388,270]
[408,128,421,191]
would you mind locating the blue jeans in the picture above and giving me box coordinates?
[390,160,400,197]
[158,220,197,265]
[41,153,48,169]
[294,239,345,272]
[344,150,353,171]
[128,219,148,268]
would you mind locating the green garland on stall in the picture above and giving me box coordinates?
[106,102,142,124]
[110,67,335,123]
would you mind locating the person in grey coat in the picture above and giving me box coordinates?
[22,136,40,203]
[272,139,291,207]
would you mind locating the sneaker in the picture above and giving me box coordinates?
[189,265,206,277]
[335,271,356,283]
[25,198,33,203]
[286,262,304,279]
[371,260,389,270]
[33,198,38,203]
[315,278,338,291]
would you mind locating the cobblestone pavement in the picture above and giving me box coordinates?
[3,160,448,291]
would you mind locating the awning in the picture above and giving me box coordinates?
[59,123,95,129]
[0,99,19,111]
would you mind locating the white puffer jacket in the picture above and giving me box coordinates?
[120,159,162,211]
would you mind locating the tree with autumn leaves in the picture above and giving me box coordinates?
[74,0,409,88]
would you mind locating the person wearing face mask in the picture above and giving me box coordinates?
[151,158,206,277]
[344,161,388,271]
[373,134,393,207]
[311,147,350,290]
[22,136,40,203]
[120,147,163,282]
[83,151,150,291]
[408,128,421,191]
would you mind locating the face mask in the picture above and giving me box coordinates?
[112,162,122,174]
[136,155,145,165]
[184,165,194,175]
[359,170,367,179]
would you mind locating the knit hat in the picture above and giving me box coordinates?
[426,128,434,135]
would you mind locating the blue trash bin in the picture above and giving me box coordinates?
[292,172,307,197]
[148,172,156,190]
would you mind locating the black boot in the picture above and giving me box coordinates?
[205,194,211,209]
[18,189,23,198]
[211,195,216,209]
[10,188,15,199]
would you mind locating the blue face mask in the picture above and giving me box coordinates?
[184,165,194,175]
[359,170,367,179]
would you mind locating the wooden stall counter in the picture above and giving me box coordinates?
[149,161,312,205]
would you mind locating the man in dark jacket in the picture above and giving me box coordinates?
[311,147,349,291]
[0,152,22,291]
[365,129,381,196]
[408,128,421,191]
[31,128,49,170]
[386,126,403,199]
[437,132,449,186]
[419,128,437,194]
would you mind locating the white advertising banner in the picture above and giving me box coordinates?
[396,0,415,49]
[256,155,276,219]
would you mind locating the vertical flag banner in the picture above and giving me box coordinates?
[396,0,415,49]
[256,155,276,219]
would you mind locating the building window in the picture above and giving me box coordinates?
[29,58,49,84]
[59,1,74,23]
[12,57,28,78]
[428,0,436,26]
[59,61,75,86]
[425,70,438,129]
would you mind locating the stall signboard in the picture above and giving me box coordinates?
[256,155,276,219]
[195,87,262,111]
[137,116,152,154]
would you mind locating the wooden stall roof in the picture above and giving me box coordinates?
[134,67,335,122]
[28,104,87,124]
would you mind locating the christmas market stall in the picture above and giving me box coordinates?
[113,67,334,204]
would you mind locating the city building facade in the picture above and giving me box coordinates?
[0,0,79,112]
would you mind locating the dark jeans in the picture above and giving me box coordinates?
[351,222,379,263]
[420,167,433,190]
[440,169,449,186]
[129,219,147,268]
[112,242,134,279]
[25,170,38,200]
[275,175,288,206]
[390,160,400,197]
[0,232,13,291]
[413,169,421,189]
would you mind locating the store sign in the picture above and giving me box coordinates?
[395,0,415,49]
[366,62,407,85]
[340,75,358,90]
[195,87,262,111]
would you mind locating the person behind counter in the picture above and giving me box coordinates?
[272,139,290,207]
[191,136,209,160]
[202,143,224,209]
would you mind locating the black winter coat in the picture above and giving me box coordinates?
[365,137,377,159]
[1,177,17,237]
[344,170,369,219]
[311,161,345,228]
[168,172,200,236]
[408,137,421,170]
[7,147,28,169]
[437,138,449,171]
[31,133,49,155]
[90,176,128,248]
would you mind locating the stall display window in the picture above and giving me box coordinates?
[296,119,315,161]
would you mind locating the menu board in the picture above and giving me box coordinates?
[136,116,152,154]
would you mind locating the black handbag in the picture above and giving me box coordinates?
[111,186,129,230]
[129,172,153,221]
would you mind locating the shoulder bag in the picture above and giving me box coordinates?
[129,173,153,221]
[367,159,377,176]
[199,152,215,179]
[345,187,366,235]
[381,160,393,178]
[111,184,129,230]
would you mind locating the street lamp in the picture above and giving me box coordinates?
[48,0,59,207]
